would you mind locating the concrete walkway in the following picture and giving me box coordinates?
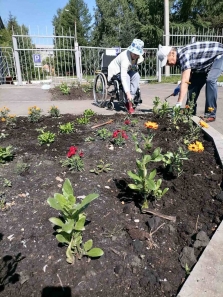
[1,83,223,297]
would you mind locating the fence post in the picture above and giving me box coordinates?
[74,42,81,82]
[157,45,162,82]
[12,36,22,86]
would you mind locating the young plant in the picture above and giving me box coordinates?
[127,148,168,208]
[158,101,170,118]
[152,97,161,116]
[61,146,84,172]
[82,81,94,93]
[97,128,112,140]
[111,130,128,147]
[171,105,182,129]
[37,129,55,146]
[47,179,103,264]
[162,147,189,177]
[0,106,10,118]
[59,122,74,134]
[0,133,9,139]
[3,179,12,187]
[60,83,70,95]
[76,116,90,125]
[28,106,42,123]
[15,161,30,175]
[49,105,60,118]
[83,109,95,117]
[90,160,113,175]
[5,115,17,127]
[0,146,14,163]
[183,121,202,145]
[84,136,95,142]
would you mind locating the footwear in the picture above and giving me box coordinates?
[125,101,134,114]
[203,117,216,123]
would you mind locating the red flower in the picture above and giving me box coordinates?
[124,119,130,125]
[121,131,128,139]
[112,130,121,138]
[67,146,78,158]
[79,151,84,157]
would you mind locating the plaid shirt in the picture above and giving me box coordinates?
[177,41,223,72]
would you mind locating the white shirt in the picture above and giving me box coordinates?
[108,50,144,93]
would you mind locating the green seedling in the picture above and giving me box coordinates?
[61,155,84,172]
[84,136,95,142]
[76,116,90,125]
[49,105,60,118]
[38,130,55,146]
[97,128,112,140]
[3,179,12,187]
[90,160,113,175]
[0,146,14,163]
[83,109,95,117]
[59,122,74,134]
[152,96,161,116]
[60,83,70,95]
[163,147,189,177]
[47,179,104,264]
[127,148,169,209]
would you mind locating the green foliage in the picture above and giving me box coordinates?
[163,147,189,177]
[37,130,56,146]
[83,109,95,117]
[61,155,84,172]
[48,105,60,118]
[47,179,103,264]
[3,179,12,187]
[60,83,70,95]
[28,106,42,123]
[183,121,202,145]
[0,107,10,118]
[0,133,9,139]
[90,160,113,175]
[76,116,90,125]
[59,122,74,134]
[97,128,112,140]
[82,82,94,93]
[84,136,95,142]
[0,146,14,164]
[152,97,161,116]
[127,148,168,208]
[158,101,171,118]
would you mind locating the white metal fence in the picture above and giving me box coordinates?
[1,26,223,85]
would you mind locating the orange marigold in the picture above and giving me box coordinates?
[208,107,214,112]
[185,105,190,109]
[144,121,158,130]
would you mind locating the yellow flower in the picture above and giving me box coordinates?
[188,141,204,152]
[208,107,214,112]
[1,118,6,122]
[36,107,40,111]
[199,120,209,128]
[144,121,158,130]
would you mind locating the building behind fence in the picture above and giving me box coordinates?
[1,26,223,85]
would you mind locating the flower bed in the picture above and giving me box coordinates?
[0,109,222,297]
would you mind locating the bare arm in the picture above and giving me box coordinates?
[177,68,191,103]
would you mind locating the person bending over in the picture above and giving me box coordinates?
[108,39,144,114]
[157,41,223,122]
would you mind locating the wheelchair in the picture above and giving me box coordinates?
[93,54,142,111]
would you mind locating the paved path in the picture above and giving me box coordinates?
[0,83,223,134]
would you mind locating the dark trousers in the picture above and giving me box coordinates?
[187,55,223,117]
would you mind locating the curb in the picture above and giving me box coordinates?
[177,115,223,297]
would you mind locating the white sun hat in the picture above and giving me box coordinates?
[157,45,173,67]
[128,39,144,56]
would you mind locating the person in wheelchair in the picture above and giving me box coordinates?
[107,39,144,114]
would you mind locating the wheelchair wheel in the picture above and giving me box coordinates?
[107,101,114,110]
[93,72,107,107]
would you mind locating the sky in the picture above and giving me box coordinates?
[0,0,96,35]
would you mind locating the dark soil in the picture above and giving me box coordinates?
[0,112,222,297]
[50,86,92,100]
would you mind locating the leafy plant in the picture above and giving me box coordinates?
[49,105,60,118]
[76,116,90,125]
[37,130,55,146]
[61,146,84,172]
[163,147,189,177]
[59,122,74,134]
[82,81,94,93]
[84,136,95,142]
[0,106,10,118]
[152,96,161,116]
[183,121,202,145]
[0,146,14,163]
[158,101,170,117]
[60,83,70,95]
[97,128,112,140]
[0,133,9,139]
[3,179,12,187]
[90,160,113,174]
[83,109,95,117]
[47,179,103,264]
[127,148,169,208]
[28,106,42,123]
[171,105,182,129]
